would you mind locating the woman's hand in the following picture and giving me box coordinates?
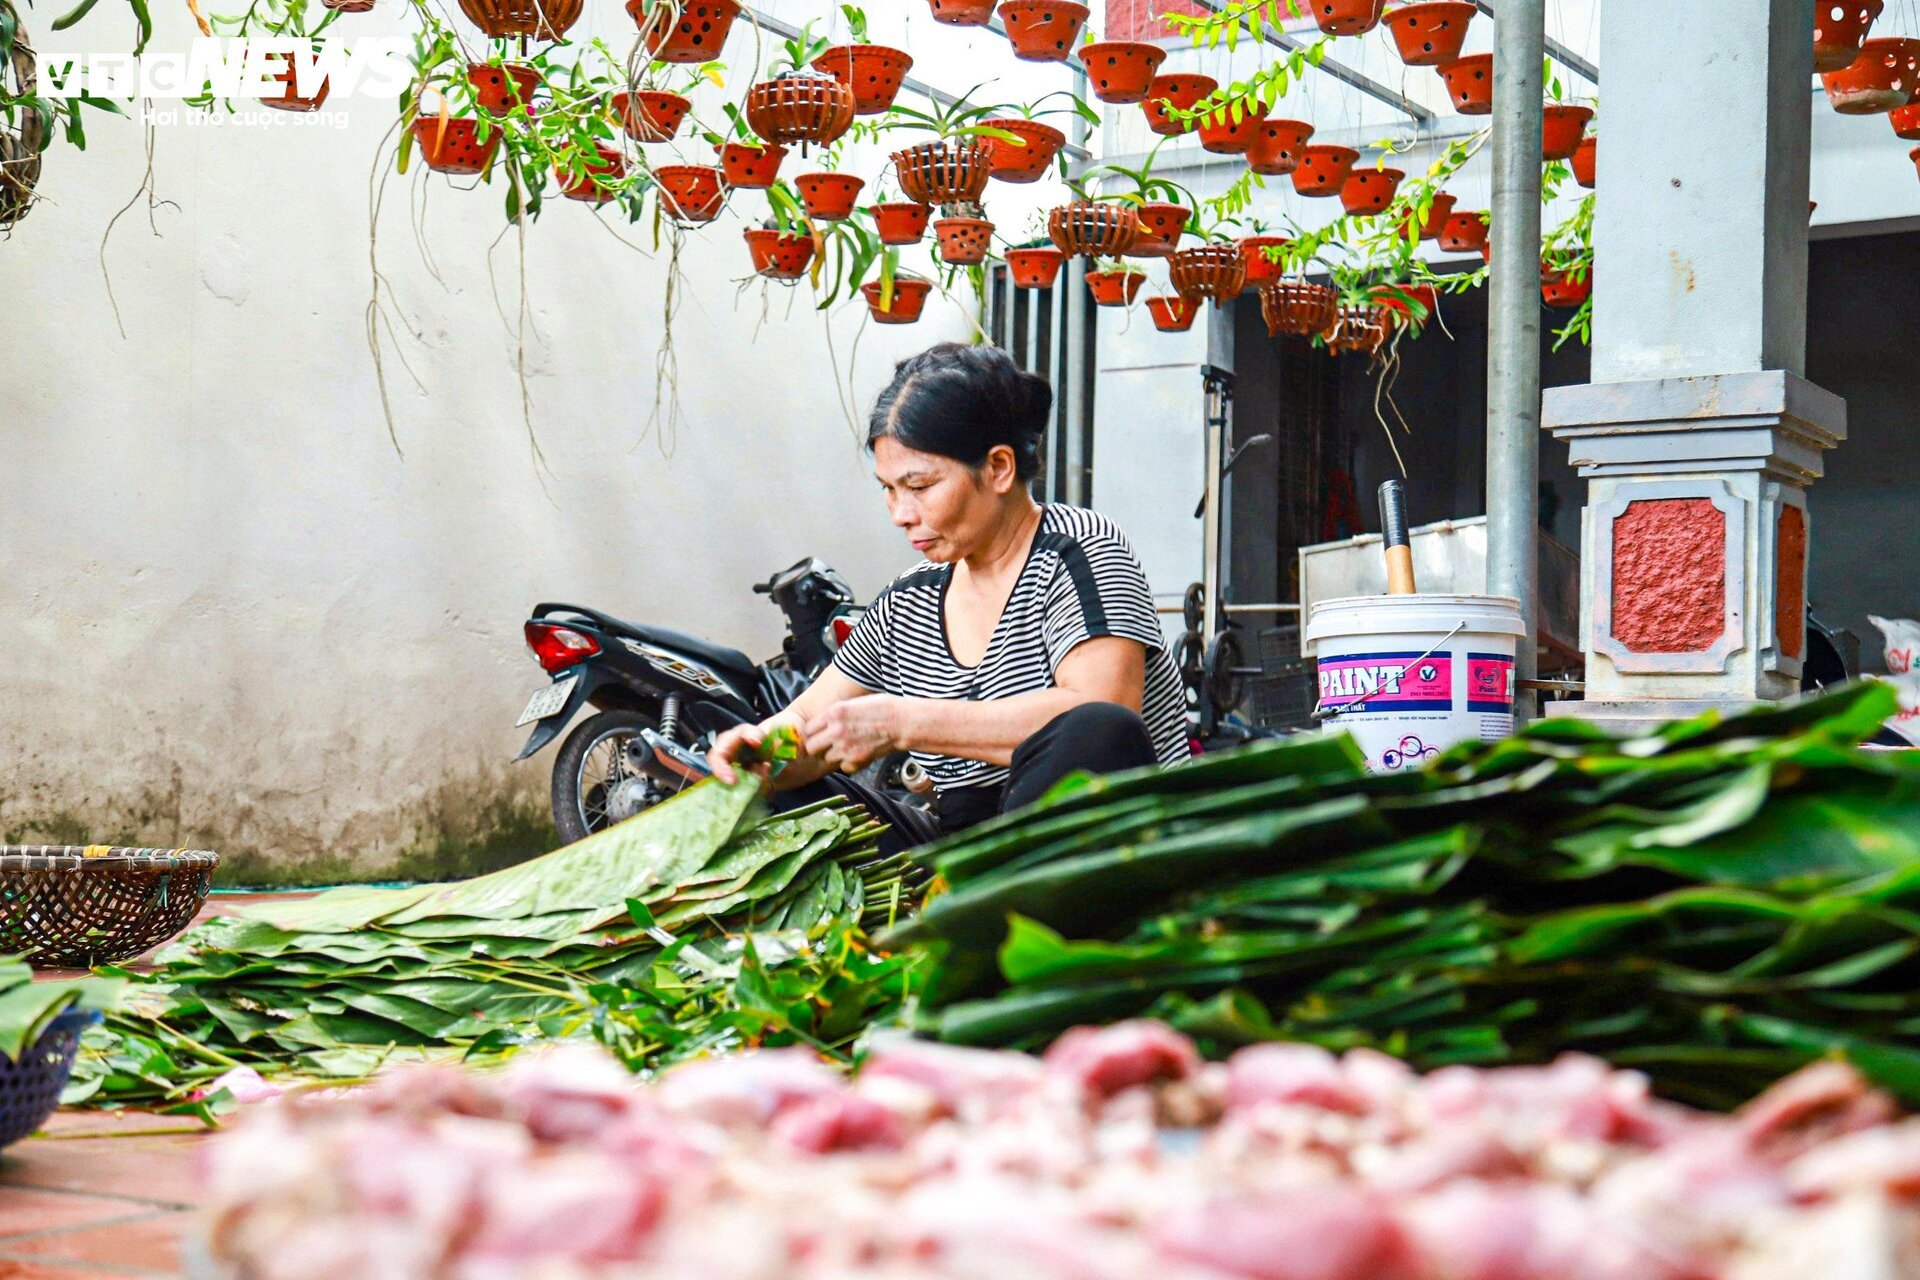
[708,714,803,785]
[801,695,911,774]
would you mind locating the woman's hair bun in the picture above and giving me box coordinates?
[866,342,1054,480]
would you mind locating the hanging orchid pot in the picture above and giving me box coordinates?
[1815,0,1885,72]
[459,0,581,40]
[1438,53,1493,115]
[980,118,1066,182]
[321,0,375,11]
[796,171,866,220]
[744,228,816,280]
[864,275,933,323]
[1339,166,1405,216]
[1439,209,1490,255]
[1293,144,1360,196]
[1260,280,1338,338]
[1086,267,1146,307]
[630,0,740,62]
[1237,235,1291,286]
[1128,202,1191,257]
[1245,117,1314,176]
[998,0,1090,61]
[1405,191,1457,241]
[1048,201,1141,257]
[813,44,914,115]
[893,141,992,206]
[874,201,933,244]
[262,53,329,111]
[1372,283,1439,331]
[1006,246,1067,288]
[469,63,539,113]
[721,142,786,188]
[654,163,726,220]
[1821,36,1916,113]
[1541,104,1593,162]
[1141,74,1218,137]
[412,116,499,175]
[1327,304,1390,356]
[613,90,690,143]
[1077,41,1167,103]
[1385,1,1474,67]
[1147,295,1201,332]
[746,70,856,151]
[1911,143,1920,180]
[1310,0,1384,36]
[1893,101,1920,139]
[1196,96,1269,154]
[558,143,626,205]
[927,0,995,24]
[1542,264,1593,308]
[1168,243,1247,303]
[1572,136,1596,187]
[934,215,995,264]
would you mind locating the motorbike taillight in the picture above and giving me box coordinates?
[828,617,856,649]
[525,622,600,673]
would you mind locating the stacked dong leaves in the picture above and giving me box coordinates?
[885,684,1920,1109]
[73,761,922,1109]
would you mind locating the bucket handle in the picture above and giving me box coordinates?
[1311,621,1468,723]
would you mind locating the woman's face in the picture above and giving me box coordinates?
[873,436,1019,563]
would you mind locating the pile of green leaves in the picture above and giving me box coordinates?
[885,684,1920,1109]
[1,958,118,1063]
[70,767,922,1110]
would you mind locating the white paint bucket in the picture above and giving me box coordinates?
[1304,594,1526,772]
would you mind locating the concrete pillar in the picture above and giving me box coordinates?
[1542,0,1848,730]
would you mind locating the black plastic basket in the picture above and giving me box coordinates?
[0,1008,97,1148]
[1247,624,1319,731]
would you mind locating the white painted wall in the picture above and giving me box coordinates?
[0,0,1069,875]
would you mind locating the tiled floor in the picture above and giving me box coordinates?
[9,893,309,1279]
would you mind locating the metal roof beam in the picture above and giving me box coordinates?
[1472,2,1600,84]
[1181,0,1434,122]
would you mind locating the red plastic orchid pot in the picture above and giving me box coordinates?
[1309,0,1384,36]
[1245,117,1314,176]
[468,62,539,113]
[1572,136,1596,188]
[558,144,626,204]
[864,275,932,323]
[997,0,1090,62]
[812,44,914,115]
[746,72,856,150]
[1911,143,1920,181]
[721,142,785,188]
[1438,53,1493,115]
[1405,191,1457,241]
[1293,144,1359,197]
[1141,74,1218,137]
[413,116,499,174]
[796,171,865,220]
[980,118,1066,182]
[1384,1,1475,67]
[1541,265,1592,309]
[1541,104,1593,162]
[1128,202,1191,257]
[1006,246,1067,288]
[927,0,994,23]
[1821,36,1917,113]
[1327,304,1390,356]
[1147,295,1201,332]
[1168,243,1247,304]
[630,0,740,61]
[1259,280,1338,338]
[262,53,329,111]
[1049,202,1142,257]
[1373,283,1439,331]
[744,228,816,280]
[1196,96,1269,154]
[1238,235,1290,286]
[1086,268,1145,307]
[893,141,992,205]
[1340,166,1405,216]
[933,216,995,265]
[1815,0,1885,73]
[460,0,582,39]
[614,90,690,143]
[873,201,932,244]
[1077,41,1167,103]
[1893,101,1920,140]
[1439,209,1490,255]
[654,163,725,220]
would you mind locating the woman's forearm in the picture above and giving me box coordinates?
[894,689,1097,767]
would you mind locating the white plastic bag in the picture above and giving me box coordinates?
[1868,616,1920,746]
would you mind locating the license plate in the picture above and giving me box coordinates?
[515,678,576,727]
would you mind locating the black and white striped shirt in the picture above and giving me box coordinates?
[833,504,1190,791]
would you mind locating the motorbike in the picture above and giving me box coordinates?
[515,558,875,843]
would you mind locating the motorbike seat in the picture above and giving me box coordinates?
[617,621,760,682]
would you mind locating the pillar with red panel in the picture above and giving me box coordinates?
[1541,0,1845,730]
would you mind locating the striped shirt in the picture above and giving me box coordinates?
[833,504,1190,791]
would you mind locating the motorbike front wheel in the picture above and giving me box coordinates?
[551,709,671,845]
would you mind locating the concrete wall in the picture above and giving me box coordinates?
[0,1,1072,879]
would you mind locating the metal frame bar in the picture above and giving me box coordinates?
[1472,2,1600,84]
[1181,0,1434,122]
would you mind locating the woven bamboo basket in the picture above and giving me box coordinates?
[1,8,43,233]
[1,847,218,968]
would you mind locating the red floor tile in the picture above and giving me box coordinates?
[0,1190,139,1242]
[0,1261,169,1279]
[2,1212,185,1273]
[1,1131,208,1208]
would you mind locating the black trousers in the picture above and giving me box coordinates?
[773,702,1158,852]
